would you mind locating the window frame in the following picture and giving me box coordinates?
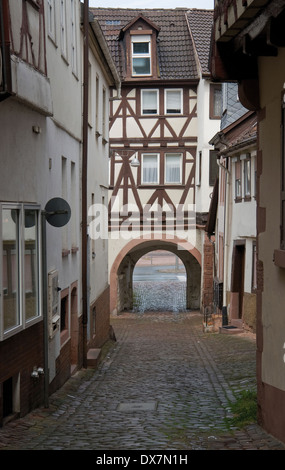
[141,89,159,115]
[1,203,41,341]
[165,89,183,115]
[47,0,56,42]
[210,83,222,119]
[243,154,251,199]
[235,158,242,201]
[209,149,219,186]
[165,153,182,184]
[131,35,151,77]
[60,0,67,59]
[141,153,160,185]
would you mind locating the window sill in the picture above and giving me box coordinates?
[235,197,242,203]
[273,249,285,268]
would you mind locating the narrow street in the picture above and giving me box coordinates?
[0,310,284,451]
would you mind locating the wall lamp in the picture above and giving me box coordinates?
[131,153,140,167]
[31,366,44,379]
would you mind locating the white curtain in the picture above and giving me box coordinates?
[143,155,158,183]
[165,154,181,183]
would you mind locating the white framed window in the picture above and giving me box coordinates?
[142,154,159,184]
[60,0,67,58]
[1,204,41,340]
[244,155,251,197]
[165,153,182,184]
[132,35,151,76]
[141,89,158,115]
[165,89,183,114]
[70,0,78,74]
[235,159,242,199]
[47,0,56,41]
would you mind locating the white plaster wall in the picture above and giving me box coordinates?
[195,79,221,213]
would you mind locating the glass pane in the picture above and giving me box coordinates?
[2,209,20,331]
[24,210,39,320]
[214,87,222,116]
[133,58,150,75]
[133,42,149,54]
[244,160,251,196]
[166,90,181,114]
[143,155,158,183]
[165,155,181,183]
[142,91,158,114]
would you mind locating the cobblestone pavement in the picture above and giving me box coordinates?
[0,311,285,452]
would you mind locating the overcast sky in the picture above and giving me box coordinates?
[89,0,214,9]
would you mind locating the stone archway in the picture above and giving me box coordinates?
[110,235,201,315]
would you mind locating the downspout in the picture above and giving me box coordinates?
[82,0,89,368]
[217,157,230,325]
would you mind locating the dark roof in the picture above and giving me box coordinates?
[90,8,208,81]
[186,9,213,76]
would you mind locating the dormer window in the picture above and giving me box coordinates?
[131,35,151,76]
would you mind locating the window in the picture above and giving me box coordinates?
[60,0,67,58]
[1,205,40,338]
[244,155,251,198]
[252,242,257,292]
[235,159,242,199]
[132,35,151,76]
[141,90,158,115]
[70,0,77,73]
[142,154,159,184]
[210,83,222,119]
[47,0,56,40]
[165,153,182,184]
[165,89,182,114]
[103,87,107,142]
[209,150,219,186]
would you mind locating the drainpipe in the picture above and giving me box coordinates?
[217,157,230,326]
[82,0,89,368]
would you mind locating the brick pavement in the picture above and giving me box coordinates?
[0,311,284,451]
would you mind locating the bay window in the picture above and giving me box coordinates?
[1,204,41,339]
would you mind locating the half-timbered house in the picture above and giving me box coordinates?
[91,7,221,316]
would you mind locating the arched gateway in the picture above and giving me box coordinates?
[110,235,201,315]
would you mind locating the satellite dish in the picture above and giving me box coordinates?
[45,198,71,228]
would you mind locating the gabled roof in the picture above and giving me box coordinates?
[90,7,208,81]
[120,14,160,36]
[186,9,213,77]
[210,111,257,156]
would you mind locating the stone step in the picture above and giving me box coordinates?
[87,348,101,368]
